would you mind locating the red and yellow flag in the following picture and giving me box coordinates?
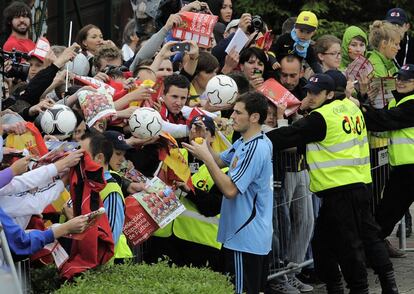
[158,132,194,191]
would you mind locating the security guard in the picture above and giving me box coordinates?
[266,73,397,294]
[361,64,414,242]
[147,115,225,271]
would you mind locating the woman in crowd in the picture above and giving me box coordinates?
[238,47,271,90]
[121,19,140,63]
[72,24,106,76]
[367,20,403,258]
[207,0,233,24]
[340,26,368,71]
[207,0,234,43]
[314,35,342,72]
[368,20,401,78]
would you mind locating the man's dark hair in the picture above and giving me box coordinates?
[236,91,268,124]
[81,131,113,165]
[195,52,219,75]
[280,54,302,67]
[163,73,191,95]
[2,1,32,34]
[227,72,251,95]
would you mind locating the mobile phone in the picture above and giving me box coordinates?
[171,43,191,53]
[253,69,263,76]
[85,207,106,222]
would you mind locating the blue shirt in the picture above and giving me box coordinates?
[218,131,273,255]
[0,206,54,256]
[103,171,125,246]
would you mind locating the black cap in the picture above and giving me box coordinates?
[104,130,133,151]
[385,8,408,26]
[304,74,335,94]
[189,115,215,136]
[325,70,347,91]
[395,64,414,80]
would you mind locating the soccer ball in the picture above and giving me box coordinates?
[40,104,77,136]
[206,75,238,106]
[129,107,162,139]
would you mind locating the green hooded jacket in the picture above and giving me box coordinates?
[367,49,398,77]
[340,26,368,71]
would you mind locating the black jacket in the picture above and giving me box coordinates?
[394,33,414,68]
[363,90,414,132]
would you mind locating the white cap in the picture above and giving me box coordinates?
[225,19,240,33]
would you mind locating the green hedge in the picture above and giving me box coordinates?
[54,262,234,294]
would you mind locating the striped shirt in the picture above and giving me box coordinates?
[103,171,125,246]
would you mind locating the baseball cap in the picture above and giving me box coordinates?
[189,115,215,136]
[28,49,45,62]
[225,19,240,33]
[104,130,133,151]
[325,70,347,91]
[304,74,335,94]
[385,8,408,26]
[295,11,318,32]
[395,64,414,80]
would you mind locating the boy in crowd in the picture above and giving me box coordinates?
[79,131,132,260]
[271,11,322,74]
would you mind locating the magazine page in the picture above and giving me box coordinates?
[345,55,374,81]
[172,12,218,48]
[31,141,79,168]
[132,177,185,228]
[123,196,158,246]
[257,78,302,116]
[369,77,396,109]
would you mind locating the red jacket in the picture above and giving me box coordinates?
[60,153,114,280]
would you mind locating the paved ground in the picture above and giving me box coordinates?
[311,232,414,293]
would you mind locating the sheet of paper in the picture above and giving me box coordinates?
[225,28,249,54]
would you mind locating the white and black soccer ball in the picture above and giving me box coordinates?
[206,75,238,106]
[40,104,77,136]
[129,107,162,139]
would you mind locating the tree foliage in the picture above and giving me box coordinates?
[235,0,413,38]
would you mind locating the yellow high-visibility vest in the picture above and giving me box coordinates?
[387,94,414,166]
[154,149,226,250]
[306,98,372,192]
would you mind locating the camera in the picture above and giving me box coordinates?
[0,49,30,80]
[170,43,191,53]
[248,15,264,34]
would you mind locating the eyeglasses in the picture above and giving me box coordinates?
[396,77,414,83]
[322,52,341,58]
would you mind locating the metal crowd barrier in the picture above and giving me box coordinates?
[267,149,315,280]
[0,222,23,294]
[370,146,414,252]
